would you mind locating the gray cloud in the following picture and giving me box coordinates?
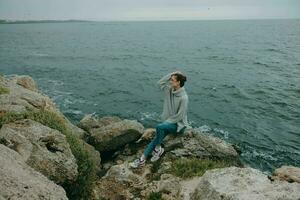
[0,0,299,21]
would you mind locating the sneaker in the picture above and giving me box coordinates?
[150,147,164,162]
[129,158,146,168]
[151,147,160,156]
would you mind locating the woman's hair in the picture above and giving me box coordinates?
[172,73,187,87]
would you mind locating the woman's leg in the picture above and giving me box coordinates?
[143,122,177,158]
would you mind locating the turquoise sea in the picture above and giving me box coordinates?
[0,19,299,173]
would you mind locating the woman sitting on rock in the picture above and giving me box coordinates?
[130,71,190,168]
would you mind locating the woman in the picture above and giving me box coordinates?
[130,71,190,168]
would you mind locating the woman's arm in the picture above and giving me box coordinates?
[157,71,182,91]
[157,72,173,91]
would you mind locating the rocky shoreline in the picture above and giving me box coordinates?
[0,74,299,200]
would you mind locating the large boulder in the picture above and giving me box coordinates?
[0,75,83,135]
[191,166,300,200]
[161,128,240,164]
[92,162,151,199]
[0,144,68,200]
[78,114,122,132]
[0,119,78,184]
[272,165,300,183]
[86,117,144,153]
[0,75,58,114]
[135,127,239,164]
[0,75,102,174]
[12,75,38,92]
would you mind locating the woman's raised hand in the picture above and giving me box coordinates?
[172,71,182,75]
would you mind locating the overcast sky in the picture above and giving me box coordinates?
[0,0,299,21]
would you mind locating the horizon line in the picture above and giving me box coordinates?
[1,17,300,23]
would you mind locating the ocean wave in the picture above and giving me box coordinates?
[25,53,168,63]
[229,88,251,100]
[265,48,285,54]
[139,111,160,121]
[253,61,270,68]
[206,55,238,64]
[241,149,278,162]
[221,84,236,88]
[64,109,83,115]
[63,98,73,106]
[37,78,65,86]
[95,89,134,96]
[246,89,267,95]
[107,89,133,96]
[287,88,300,94]
[213,127,230,139]
[193,125,230,139]
[195,125,212,133]
[3,74,20,80]
[31,52,50,57]
[270,101,288,107]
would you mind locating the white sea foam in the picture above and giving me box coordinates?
[65,109,83,115]
[32,53,49,57]
[213,127,230,139]
[195,125,212,133]
[37,78,65,86]
[139,111,160,121]
[241,149,278,162]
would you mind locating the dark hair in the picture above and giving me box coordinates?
[172,73,187,87]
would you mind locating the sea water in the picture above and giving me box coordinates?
[0,19,299,173]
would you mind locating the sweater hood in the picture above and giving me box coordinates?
[172,86,186,97]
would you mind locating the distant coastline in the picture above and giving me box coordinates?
[0,18,299,25]
[0,19,92,24]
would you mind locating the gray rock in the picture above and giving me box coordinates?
[191,166,300,200]
[88,119,144,152]
[12,75,38,92]
[0,76,58,114]
[179,176,202,200]
[140,173,183,200]
[0,144,68,200]
[105,163,145,185]
[93,162,151,200]
[92,177,134,200]
[76,136,102,173]
[272,165,300,183]
[0,119,78,184]
[0,74,102,174]
[78,114,122,132]
[164,128,239,163]
[67,120,87,139]
[157,174,182,199]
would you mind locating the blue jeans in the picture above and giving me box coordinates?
[143,121,178,157]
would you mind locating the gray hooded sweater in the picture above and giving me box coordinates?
[157,72,191,133]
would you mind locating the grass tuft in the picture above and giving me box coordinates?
[147,192,162,200]
[167,157,233,179]
[0,86,9,94]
